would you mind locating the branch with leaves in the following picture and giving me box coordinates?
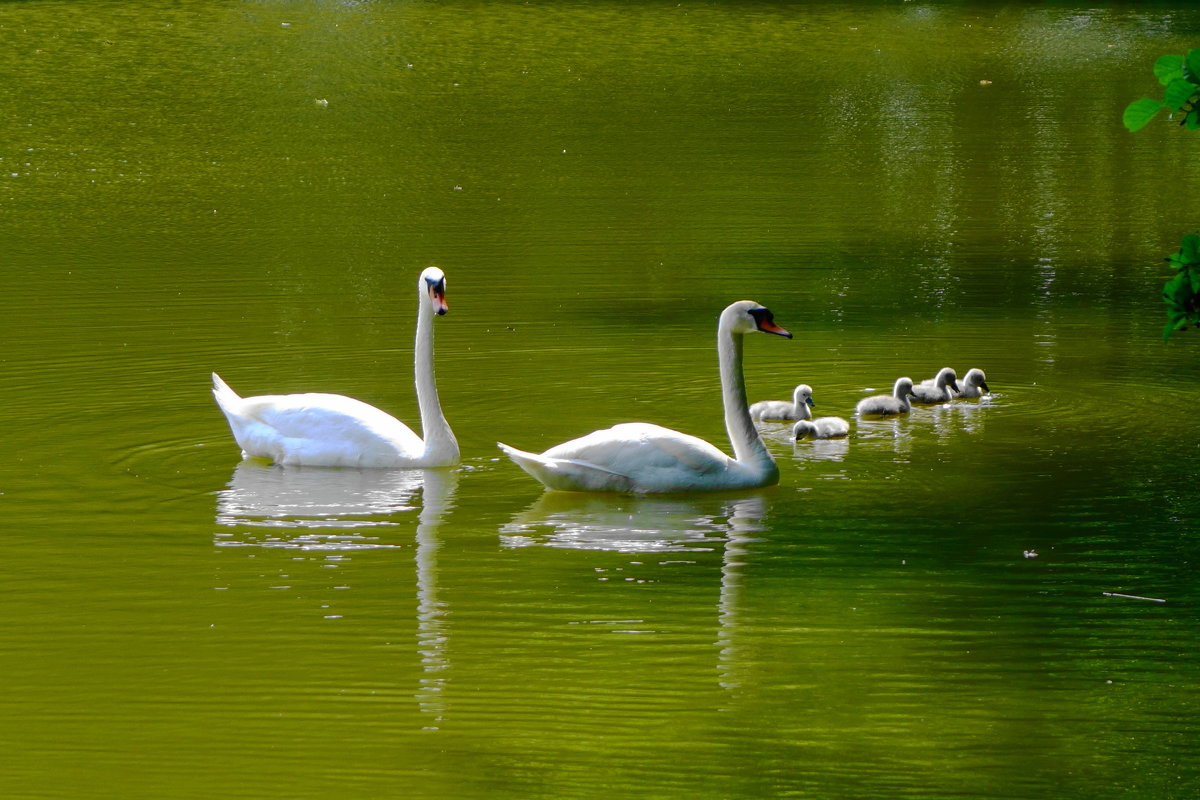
[1124,51,1200,132]
[1124,49,1200,340]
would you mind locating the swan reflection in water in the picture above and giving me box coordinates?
[215,461,422,545]
[214,462,459,726]
[500,490,766,693]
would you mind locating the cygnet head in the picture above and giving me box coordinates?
[963,368,989,392]
[794,384,815,409]
[421,266,448,316]
[934,367,960,393]
[893,377,916,399]
[792,420,817,440]
[722,301,792,338]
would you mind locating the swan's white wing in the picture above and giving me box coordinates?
[228,392,424,467]
[503,422,741,493]
[497,444,635,493]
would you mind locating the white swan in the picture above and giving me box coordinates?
[211,266,459,468]
[497,300,792,493]
[750,384,813,421]
[955,367,990,398]
[855,377,916,417]
[792,417,850,440]
[911,367,960,404]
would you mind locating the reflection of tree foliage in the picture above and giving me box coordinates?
[1124,50,1200,340]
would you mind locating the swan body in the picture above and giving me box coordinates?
[212,267,459,468]
[498,300,792,494]
[911,367,960,404]
[750,384,813,421]
[792,417,850,440]
[955,367,990,398]
[856,377,916,417]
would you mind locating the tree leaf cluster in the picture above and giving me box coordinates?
[1123,51,1200,132]
[1163,233,1200,341]
[1125,50,1200,341]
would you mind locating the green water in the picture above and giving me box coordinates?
[3,1,1200,798]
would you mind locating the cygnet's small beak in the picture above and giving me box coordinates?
[950,380,961,392]
[806,396,815,407]
[980,381,990,393]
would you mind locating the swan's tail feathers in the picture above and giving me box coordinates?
[211,372,241,411]
[497,443,633,493]
[211,373,251,457]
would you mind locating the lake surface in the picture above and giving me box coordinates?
[3,1,1200,798]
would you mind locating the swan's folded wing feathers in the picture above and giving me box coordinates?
[501,423,735,493]
[497,443,634,492]
[545,423,731,478]
[244,392,424,461]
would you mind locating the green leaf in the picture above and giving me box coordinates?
[1187,49,1200,83]
[1164,309,1191,341]
[1164,272,1190,309]
[1124,98,1167,132]
[1164,315,1192,340]
[1165,77,1199,110]
[1180,233,1200,265]
[1156,54,1185,85]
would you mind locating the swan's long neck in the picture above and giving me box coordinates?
[414,299,458,464]
[718,324,776,479]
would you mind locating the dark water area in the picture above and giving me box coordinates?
[2,2,1199,798]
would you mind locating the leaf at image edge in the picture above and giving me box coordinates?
[1180,233,1200,264]
[1164,78,1199,111]
[1186,49,1200,83]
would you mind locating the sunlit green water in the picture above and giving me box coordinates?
[3,2,1200,798]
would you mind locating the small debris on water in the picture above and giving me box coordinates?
[1103,592,1166,604]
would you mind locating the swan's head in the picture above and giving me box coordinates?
[794,384,815,408]
[935,367,960,392]
[420,267,448,316]
[724,300,792,338]
[964,368,989,392]
[893,377,915,398]
[792,420,816,440]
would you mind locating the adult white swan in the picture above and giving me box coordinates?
[497,300,792,493]
[211,266,459,468]
[749,384,813,422]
